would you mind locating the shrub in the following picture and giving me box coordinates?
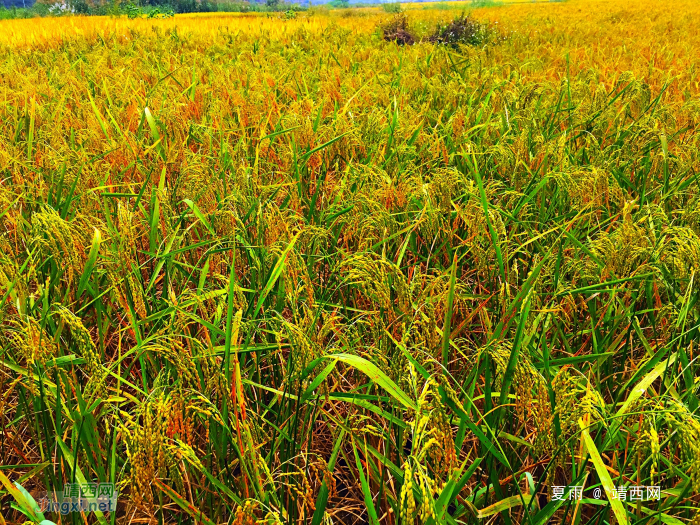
[382,1,401,13]
[71,0,90,13]
[380,13,415,45]
[328,0,349,8]
[147,5,174,17]
[428,12,498,47]
[123,1,140,16]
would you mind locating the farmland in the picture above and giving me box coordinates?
[1,0,700,523]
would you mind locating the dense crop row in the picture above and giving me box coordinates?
[1,1,700,523]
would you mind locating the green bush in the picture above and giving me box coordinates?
[382,1,401,13]
[123,1,140,17]
[469,0,502,7]
[328,0,349,8]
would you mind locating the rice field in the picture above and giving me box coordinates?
[1,0,700,523]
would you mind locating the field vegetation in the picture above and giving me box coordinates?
[1,0,700,524]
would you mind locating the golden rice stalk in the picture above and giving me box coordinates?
[54,305,107,400]
[31,207,81,287]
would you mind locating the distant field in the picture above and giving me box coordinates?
[1,1,700,524]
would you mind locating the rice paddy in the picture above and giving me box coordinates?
[1,0,700,523]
